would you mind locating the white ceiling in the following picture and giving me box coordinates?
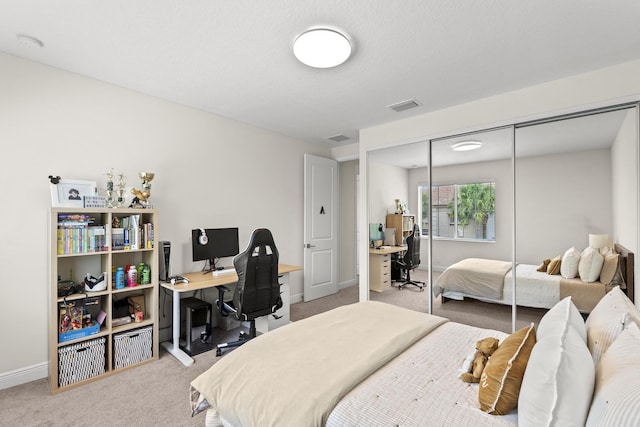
[369,108,632,168]
[2,1,640,146]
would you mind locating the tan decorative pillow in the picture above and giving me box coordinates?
[599,253,618,285]
[479,323,537,415]
[536,258,551,272]
[600,253,626,289]
[547,256,562,275]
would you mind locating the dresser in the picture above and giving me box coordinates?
[369,246,405,292]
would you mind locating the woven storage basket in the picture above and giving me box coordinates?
[58,336,106,387]
[113,326,153,369]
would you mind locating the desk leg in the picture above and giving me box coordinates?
[160,287,194,366]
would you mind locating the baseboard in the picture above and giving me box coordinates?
[0,362,48,391]
[339,278,357,290]
[416,265,445,273]
[291,278,358,304]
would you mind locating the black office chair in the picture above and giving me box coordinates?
[394,224,425,291]
[215,228,282,356]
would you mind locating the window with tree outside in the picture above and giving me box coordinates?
[419,181,496,241]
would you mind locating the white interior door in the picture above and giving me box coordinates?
[304,154,338,301]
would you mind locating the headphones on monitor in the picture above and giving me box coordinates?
[198,228,208,245]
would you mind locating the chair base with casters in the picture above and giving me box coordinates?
[215,285,254,356]
[214,228,282,356]
[215,284,283,356]
[393,223,425,291]
[393,268,425,291]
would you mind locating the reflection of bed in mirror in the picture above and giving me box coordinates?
[434,243,634,313]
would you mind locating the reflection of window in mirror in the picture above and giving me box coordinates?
[419,181,495,241]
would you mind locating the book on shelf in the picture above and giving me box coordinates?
[111,221,154,251]
[57,226,107,254]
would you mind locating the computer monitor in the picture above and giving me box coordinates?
[369,223,384,247]
[191,227,240,271]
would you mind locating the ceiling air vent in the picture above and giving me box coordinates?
[387,98,421,112]
[327,134,350,143]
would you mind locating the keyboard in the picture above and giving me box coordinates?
[212,268,235,277]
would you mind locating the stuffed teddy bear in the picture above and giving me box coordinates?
[459,337,500,383]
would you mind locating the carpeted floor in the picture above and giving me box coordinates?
[0,270,546,426]
[291,269,546,334]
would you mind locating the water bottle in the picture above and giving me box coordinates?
[127,265,138,287]
[141,264,151,285]
[137,263,145,283]
[115,267,125,289]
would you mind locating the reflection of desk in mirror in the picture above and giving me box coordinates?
[160,264,302,366]
[369,246,406,292]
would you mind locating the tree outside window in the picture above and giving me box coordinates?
[420,181,495,241]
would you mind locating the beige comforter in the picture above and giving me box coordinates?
[190,301,447,427]
[433,258,513,299]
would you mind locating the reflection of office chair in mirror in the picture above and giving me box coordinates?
[394,224,425,291]
[215,228,282,356]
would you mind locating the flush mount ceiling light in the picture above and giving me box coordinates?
[293,28,351,68]
[452,141,483,152]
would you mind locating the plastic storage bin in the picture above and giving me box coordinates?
[113,326,153,369]
[58,337,106,387]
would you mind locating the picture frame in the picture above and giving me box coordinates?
[50,179,97,207]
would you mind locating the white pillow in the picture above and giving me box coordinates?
[518,327,595,427]
[585,286,640,365]
[578,246,604,283]
[586,322,640,426]
[537,296,586,343]
[560,246,581,279]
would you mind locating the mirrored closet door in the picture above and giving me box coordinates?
[426,127,515,329]
[367,103,638,333]
[514,105,638,325]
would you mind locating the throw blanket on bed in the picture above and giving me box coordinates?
[433,258,513,299]
[190,301,447,427]
[559,278,606,313]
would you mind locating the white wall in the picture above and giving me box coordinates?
[515,149,613,264]
[359,60,640,303]
[368,162,408,224]
[0,53,331,386]
[612,110,639,256]
[338,160,358,287]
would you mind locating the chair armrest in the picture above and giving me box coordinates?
[216,285,234,317]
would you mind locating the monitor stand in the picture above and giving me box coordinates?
[202,258,216,274]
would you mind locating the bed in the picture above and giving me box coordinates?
[189,289,640,426]
[433,243,634,313]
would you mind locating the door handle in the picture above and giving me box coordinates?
[304,243,316,248]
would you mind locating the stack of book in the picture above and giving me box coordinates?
[112,215,154,250]
[57,214,107,255]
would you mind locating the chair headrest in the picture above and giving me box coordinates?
[247,228,276,248]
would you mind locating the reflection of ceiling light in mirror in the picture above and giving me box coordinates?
[452,141,482,152]
[17,34,43,48]
[293,28,351,68]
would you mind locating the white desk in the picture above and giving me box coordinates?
[160,263,302,366]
